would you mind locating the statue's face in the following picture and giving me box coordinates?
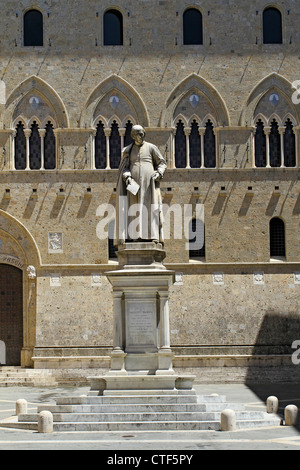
[132,129,145,146]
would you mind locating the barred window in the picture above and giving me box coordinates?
[29,121,41,169]
[14,122,26,170]
[269,119,281,167]
[204,120,216,168]
[44,122,56,170]
[270,217,285,258]
[95,121,106,169]
[175,120,186,168]
[255,120,267,167]
[189,120,201,168]
[284,119,296,167]
[109,121,121,169]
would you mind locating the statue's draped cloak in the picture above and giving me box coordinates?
[115,142,167,245]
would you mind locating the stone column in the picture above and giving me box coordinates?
[119,127,126,150]
[184,127,191,168]
[199,127,206,168]
[159,291,171,350]
[264,126,271,168]
[90,129,97,170]
[112,291,124,351]
[104,128,111,169]
[24,129,31,170]
[279,126,285,167]
[38,129,46,170]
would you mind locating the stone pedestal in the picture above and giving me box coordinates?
[89,242,195,393]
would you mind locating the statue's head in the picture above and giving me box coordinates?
[131,125,145,146]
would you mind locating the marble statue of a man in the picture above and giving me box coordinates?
[115,125,166,245]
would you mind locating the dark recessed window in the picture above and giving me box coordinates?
[104,9,123,45]
[270,217,285,258]
[24,9,43,47]
[263,7,282,44]
[183,8,203,45]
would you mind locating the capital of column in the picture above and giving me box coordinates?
[24,129,32,138]
[264,126,271,135]
[184,127,191,136]
[38,129,46,138]
[104,128,111,137]
[118,127,126,137]
[198,127,206,135]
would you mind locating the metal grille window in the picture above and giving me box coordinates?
[204,120,216,168]
[29,121,41,169]
[175,120,186,168]
[270,217,285,258]
[95,121,106,169]
[124,121,133,147]
[109,121,121,169]
[14,122,26,170]
[44,122,56,169]
[263,7,282,45]
[284,119,296,167]
[269,119,281,167]
[255,120,266,167]
[24,9,43,47]
[190,120,201,168]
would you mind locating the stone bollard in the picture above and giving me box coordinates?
[266,396,279,414]
[221,409,236,431]
[284,405,299,426]
[38,410,53,433]
[16,399,27,416]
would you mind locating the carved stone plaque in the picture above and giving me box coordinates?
[125,300,156,351]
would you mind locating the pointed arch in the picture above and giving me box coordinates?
[240,73,300,126]
[162,74,230,128]
[4,75,69,128]
[82,74,149,128]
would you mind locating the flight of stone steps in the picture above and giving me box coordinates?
[0,367,58,387]
[1,389,281,432]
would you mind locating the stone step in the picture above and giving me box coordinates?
[19,409,270,424]
[56,394,199,405]
[37,401,246,414]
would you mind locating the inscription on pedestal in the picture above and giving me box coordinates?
[126,300,156,351]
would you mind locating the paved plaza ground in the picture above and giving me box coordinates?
[0,382,299,453]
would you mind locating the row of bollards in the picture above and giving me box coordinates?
[16,399,53,433]
[220,396,299,431]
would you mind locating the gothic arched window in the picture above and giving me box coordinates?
[95,121,106,169]
[269,119,281,167]
[189,120,201,168]
[29,121,41,169]
[124,120,133,147]
[263,7,282,44]
[255,119,266,167]
[104,9,123,46]
[270,217,285,258]
[183,8,203,45]
[204,120,216,168]
[284,119,296,167]
[14,122,26,170]
[109,121,121,169]
[44,122,56,170]
[175,120,186,168]
[24,9,43,47]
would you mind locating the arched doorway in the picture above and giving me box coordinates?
[0,264,23,366]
